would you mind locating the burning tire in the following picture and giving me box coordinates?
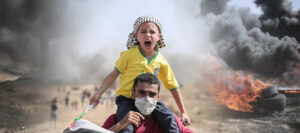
[256,93,286,113]
[261,86,278,98]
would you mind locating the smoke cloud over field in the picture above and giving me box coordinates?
[1,0,299,84]
[0,0,114,83]
[0,0,208,84]
[200,0,300,82]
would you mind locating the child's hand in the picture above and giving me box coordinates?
[89,93,101,106]
[181,113,191,126]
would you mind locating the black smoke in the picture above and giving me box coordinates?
[0,0,107,83]
[0,0,65,71]
[200,0,230,15]
[200,0,300,80]
[255,0,300,42]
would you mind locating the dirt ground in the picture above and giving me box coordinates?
[0,70,300,133]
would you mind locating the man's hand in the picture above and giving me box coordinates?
[109,111,145,132]
[181,113,191,126]
[119,111,145,128]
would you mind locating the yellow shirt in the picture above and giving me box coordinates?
[115,46,179,98]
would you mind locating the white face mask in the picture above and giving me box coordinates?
[135,96,157,115]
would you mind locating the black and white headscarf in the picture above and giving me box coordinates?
[127,16,166,50]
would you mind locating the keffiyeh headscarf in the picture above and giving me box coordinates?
[127,16,166,50]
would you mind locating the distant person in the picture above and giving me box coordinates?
[81,90,87,107]
[86,91,91,99]
[50,98,59,128]
[179,82,184,89]
[71,100,78,110]
[90,16,190,133]
[105,88,115,108]
[94,85,99,91]
[65,91,70,106]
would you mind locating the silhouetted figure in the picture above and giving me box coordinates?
[65,91,70,106]
[50,98,58,128]
[81,90,87,107]
[71,100,78,110]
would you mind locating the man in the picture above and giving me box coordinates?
[102,73,193,133]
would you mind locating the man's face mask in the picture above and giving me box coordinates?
[135,96,157,115]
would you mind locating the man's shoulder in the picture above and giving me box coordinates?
[102,113,193,133]
[102,114,117,129]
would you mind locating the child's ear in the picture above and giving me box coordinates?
[134,33,138,39]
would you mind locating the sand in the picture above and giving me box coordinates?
[0,71,299,133]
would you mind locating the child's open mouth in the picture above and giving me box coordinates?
[144,40,152,49]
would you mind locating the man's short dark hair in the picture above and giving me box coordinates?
[133,73,161,92]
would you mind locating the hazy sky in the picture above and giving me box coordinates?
[49,0,300,83]
[72,0,300,58]
[68,0,208,59]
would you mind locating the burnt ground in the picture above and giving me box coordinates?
[0,76,53,130]
[175,84,300,133]
[0,70,299,133]
[0,70,118,133]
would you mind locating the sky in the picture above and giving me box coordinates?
[62,0,300,83]
[71,0,206,56]
[73,0,300,57]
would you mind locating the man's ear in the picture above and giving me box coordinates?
[132,89,135,98]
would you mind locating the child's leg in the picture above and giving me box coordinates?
[152,101,180,133]
[115,95,135,133]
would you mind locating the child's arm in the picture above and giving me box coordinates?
[89,69,119,105]
[170,89,191,125]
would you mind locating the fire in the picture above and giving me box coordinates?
[202,55,270,112]
[207,73,270,112]
[284,90,300,94]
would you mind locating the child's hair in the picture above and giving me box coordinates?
[127,16,166,51]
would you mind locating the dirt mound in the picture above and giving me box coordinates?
[0,76,49,130]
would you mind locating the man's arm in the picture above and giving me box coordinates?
[109,111,145,132]
[171,89,191,125]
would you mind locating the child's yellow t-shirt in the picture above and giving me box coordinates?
[114,45,179,98]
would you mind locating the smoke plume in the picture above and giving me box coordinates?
[256,0,300,42]
[2,0,300,85]
[0,0,109,83]
[0,0,212,84]
[200,0,300,82]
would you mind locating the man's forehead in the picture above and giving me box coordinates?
[136,82,159,92]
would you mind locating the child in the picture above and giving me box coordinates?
[90,16,190,133]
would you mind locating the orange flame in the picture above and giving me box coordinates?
[202,55,270,112]
[207,73,270,112]
[284,90,300,94]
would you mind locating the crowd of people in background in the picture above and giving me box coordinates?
[49,83,118,128]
